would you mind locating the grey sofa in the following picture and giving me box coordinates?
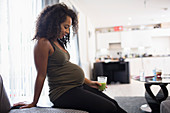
[160,97,170,113]
[10,107,88,113]
[0,75,88,113]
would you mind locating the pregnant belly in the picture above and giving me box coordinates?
[63,62,85,84]
[48,62,85,85]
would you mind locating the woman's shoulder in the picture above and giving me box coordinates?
[34,38,54,55]
[34,38,53,50]
[35,38,51,47]
[37,38,50,44]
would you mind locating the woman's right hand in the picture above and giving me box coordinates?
[13,102,36,109]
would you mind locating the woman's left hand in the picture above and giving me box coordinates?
[85,78,107,89]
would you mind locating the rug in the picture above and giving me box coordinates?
[114,96,147,113]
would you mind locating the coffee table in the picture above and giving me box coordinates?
[140,78,170,113]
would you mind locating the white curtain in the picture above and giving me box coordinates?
[0,0,42,101]
[43,0,59,7]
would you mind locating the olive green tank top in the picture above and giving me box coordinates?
[47,41,85,102]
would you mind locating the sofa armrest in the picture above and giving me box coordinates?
[0,75,11,113]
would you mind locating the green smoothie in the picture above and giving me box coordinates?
[98,83,106,91]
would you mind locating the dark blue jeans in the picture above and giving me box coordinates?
[53,84,127,113]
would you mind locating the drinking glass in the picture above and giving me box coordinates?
[97,76,107,91]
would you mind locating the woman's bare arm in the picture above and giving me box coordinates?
[13,38,52,108]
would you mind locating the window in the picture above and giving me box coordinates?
[0,0,42,101]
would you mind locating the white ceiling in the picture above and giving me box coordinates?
[71,0,170,28]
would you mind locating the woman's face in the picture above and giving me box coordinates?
[59,16,72,39]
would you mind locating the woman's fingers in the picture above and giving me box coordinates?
[19,105,28,109]
[19,103,36,109]
[13,102,26,106]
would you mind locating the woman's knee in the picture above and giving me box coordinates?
[105,103,118,113]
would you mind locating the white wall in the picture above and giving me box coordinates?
[151,36,170,55]
[126,57,170,76]
[86,18,96,79]
[77,12,89,78]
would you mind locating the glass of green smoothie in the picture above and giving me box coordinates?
[97,76,107,91]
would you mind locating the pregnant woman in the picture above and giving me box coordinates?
[13,3,126,113]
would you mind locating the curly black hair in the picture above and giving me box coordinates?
[33,3,78,47]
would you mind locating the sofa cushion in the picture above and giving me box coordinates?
[160,99,170,113]
[9,107,88,113]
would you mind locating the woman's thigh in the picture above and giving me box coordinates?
[83,84,127,113]
[53,86,118,113]
[83,84,119,105]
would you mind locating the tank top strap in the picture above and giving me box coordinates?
[49,40,56,50]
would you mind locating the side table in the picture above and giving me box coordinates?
[141,78,170,113]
